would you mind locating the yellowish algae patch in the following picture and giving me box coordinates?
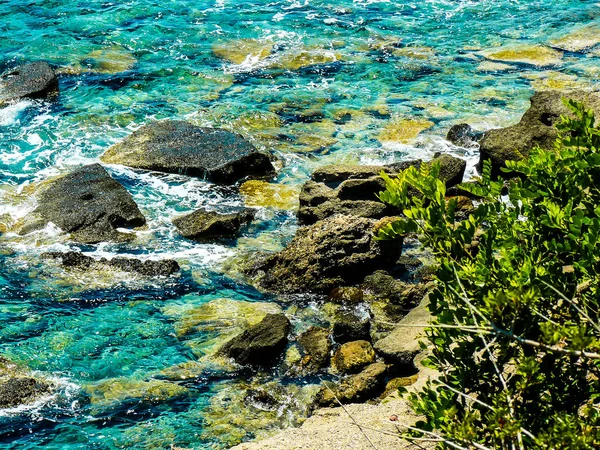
[85,378,188,406]
[239,180,299,210]
[549,24,600,52]
[379,117,434,143]
[212,39,274,64]
[480,44,563,67]
[275,48,342,70]
[81,45,137,74]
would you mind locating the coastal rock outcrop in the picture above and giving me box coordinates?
[298,154,466,225]
[100,120,276,184]
[42,251,180,277]
[18,164,146,243]
[0,62,58,104]
[479,90,600,176]
[219,313,291,366]
[172,208,255,239]
[248,214,403,294]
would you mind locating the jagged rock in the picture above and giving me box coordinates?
[315,362,387,406]
[332,340,376,374]
[219,313,291,366]
[249,214,403,294]
[331,307,371,344]
[0,62,58,103]
[100,120,276,184]
[0,356,53,409]
[374,295,431,369]
[479,90,600,177]
[172,208,255,239]
[18,164,146,243]
[298,155,466,225]
[327,287,364,305]
[446,123,480,148]
[0,377,50,408]
[42,251,180,277]
[297,327,332,374]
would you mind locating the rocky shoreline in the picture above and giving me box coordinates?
[2,61,600,449]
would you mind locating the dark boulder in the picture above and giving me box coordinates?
[479,90,600,177]
[18,164,146,243]
[100,120,276,184]
[0,62,58,103]
[297,326,332,374]
[42,251,180,277]
[248,214,403,294]
[331,308,371,344]
[0,377,51,408]
[298,155,466,225]
[172,208,255,239]
[219,313,291,366]
[446,123,481,148]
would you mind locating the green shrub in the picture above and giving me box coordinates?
[377,100,600,449]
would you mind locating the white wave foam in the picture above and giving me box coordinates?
[0,100,33,127]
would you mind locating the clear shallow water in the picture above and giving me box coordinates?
[1,0,599,448]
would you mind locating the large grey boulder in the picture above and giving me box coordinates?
[172,208,255,239]
[298,155,466,225]
[19,164,146,243]
[479,90,600,177]
[248,214,403,294]
[0,62,58,104]
[101,120,276,184]
[219,313,291,366]
[374,295,431,368]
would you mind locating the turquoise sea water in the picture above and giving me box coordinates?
[1,0,600,448]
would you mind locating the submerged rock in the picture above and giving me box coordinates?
[548,25,600,53]
[101,121,276,184]
[316,362,387,406]
[378,118,433,143]
[297,327,332,374]
[42,251,180,277]
[213,39,274,64]
[480,44,563,67]
[18,164,146,243]
[239,180,299,210]
[172,208,255,239]
[479,90,600,176]
[249,214,403,294]
[298,155,466,225]
[0,62,58,103]
[332,340,376,374]
[85,378,188,407]
[219,313,291,366]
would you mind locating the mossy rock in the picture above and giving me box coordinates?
[80,45,137,74]
[239,180,299,210]
[548,25,600,53]
[85,378,188,407]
